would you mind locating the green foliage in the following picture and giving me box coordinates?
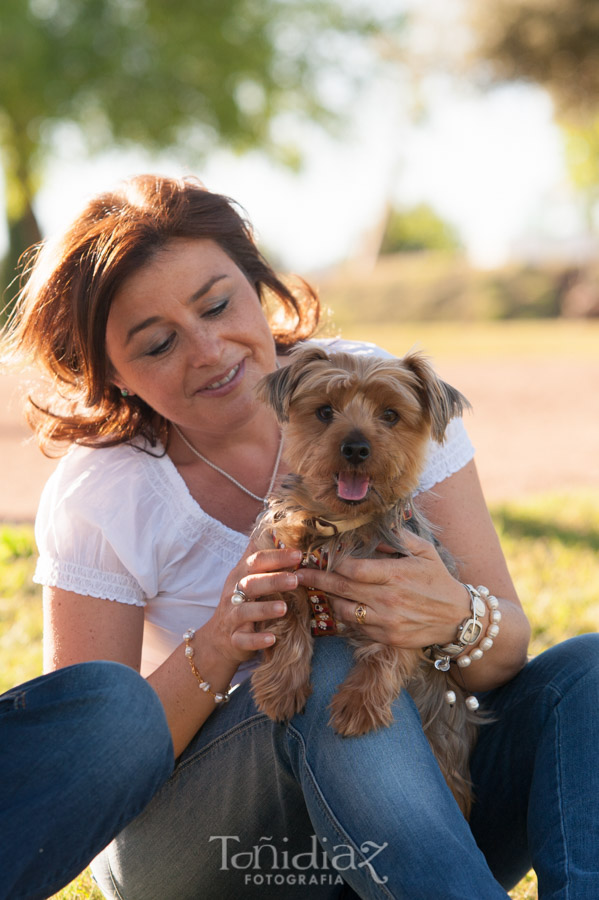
[49,868,104,900]
[321,253,566,328]
[466,0,599,121]
[465,0,599,224]
[0,0,405,300]
[0,525,42,694]
[380,203,462,255]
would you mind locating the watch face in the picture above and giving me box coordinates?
[461,618,483,645]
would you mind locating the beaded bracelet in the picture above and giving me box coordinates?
[183,628,232,704]
[455,585,501,669]
[429,584,501,712]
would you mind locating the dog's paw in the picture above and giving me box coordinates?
[252,678,312,723]
[328,691,394,737]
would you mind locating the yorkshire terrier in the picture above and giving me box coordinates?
[250,345,480,815]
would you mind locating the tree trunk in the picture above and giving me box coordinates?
[1,200,42,322]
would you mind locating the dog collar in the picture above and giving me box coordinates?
[304,500,412,538]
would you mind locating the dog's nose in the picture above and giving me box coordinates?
[340,438,371,465]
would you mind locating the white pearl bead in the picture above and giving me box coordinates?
[185,646,195,658]
[214,693,225,703]
[470,648,484,660]
[457,655,472,667]
[183,628,195,641]
[480,637,494,651]
[487,595,499,609]
[488,624,500,638]
[200,682,210,691]
[445,690,456,705]
[466,695,480,711]
[476,585,489,598]
[491,610,502,624]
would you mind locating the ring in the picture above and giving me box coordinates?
[231,583,249,606]
[354,604,367,625]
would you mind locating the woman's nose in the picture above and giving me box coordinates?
[185,326,224,368]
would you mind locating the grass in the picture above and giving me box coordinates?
[2,491,598,898]
[321,318,599,362]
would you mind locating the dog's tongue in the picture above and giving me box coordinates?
[337,472,370,501]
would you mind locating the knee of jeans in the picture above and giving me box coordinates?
[300,636,422,728]
[536,633,599,695]
[83,662,173,766]
[307,636,357,700]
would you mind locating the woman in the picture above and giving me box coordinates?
[3,174,598,899]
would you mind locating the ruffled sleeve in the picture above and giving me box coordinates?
[417,417,474,494]
[33,443,176,606]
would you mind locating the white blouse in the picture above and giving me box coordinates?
[34,340,474,681]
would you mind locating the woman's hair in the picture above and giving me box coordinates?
[1,174,320,455]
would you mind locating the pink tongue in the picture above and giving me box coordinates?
[337,472,370,501]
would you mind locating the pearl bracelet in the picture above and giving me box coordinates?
[455,585,501,669]
[429,583,501,712]
[183,628,232,704]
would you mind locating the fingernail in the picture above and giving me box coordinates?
[284,573,298,589]
[264,633,276,645]
[289,550,303,563]
[274,601,287,615]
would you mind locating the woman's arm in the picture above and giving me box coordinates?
[43,545,302,757]
[296,459,530,692]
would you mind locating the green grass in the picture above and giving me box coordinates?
[2,490,598,899]
[321,318,599,361]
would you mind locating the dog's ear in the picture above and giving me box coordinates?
[256,346,330,422]
[402,351,471,441]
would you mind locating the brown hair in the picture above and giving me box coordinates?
[1,174,320,455]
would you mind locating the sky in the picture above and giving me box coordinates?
[0,2,588,277]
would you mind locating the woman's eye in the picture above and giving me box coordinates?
[381,408,399,425]
[203,299,229,318]
[146,334,175,357]
[316,405,334,423]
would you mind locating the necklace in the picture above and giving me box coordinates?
[171,423,284,506]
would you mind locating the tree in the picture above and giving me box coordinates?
[0,0,403,304]
[465,0,599,121]
[379,203,462,255]
[464,0,599,226]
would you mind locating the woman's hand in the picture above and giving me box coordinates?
[203,542,303,665]
[296,530,471,649]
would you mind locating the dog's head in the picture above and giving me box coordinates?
[257,346,469,517]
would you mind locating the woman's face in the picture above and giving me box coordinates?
[106,238,278,438]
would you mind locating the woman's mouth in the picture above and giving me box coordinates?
[205,363,240,390]
[196,361,244,395]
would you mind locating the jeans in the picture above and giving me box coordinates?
[92,634,599,899]
[0,662,174,900]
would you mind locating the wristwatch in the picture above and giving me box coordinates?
[429,585,486,670]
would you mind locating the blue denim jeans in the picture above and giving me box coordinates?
[93,634,599,900]
[0,662,174,900]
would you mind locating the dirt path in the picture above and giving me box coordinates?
[1,358,599,522]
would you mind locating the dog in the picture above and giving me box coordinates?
[250,345,480,815]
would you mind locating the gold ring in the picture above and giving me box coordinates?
[354,604,367,625]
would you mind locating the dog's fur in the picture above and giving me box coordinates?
[250,346,480,815]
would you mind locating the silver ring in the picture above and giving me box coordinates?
[231,583,249,606]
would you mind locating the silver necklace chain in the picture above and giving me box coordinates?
[171,423,283,505]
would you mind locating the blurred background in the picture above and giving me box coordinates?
[1,0,598,519]
[1,4,598,895]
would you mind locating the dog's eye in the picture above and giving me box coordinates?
[316,405,334,423]
[381,408,399,425]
